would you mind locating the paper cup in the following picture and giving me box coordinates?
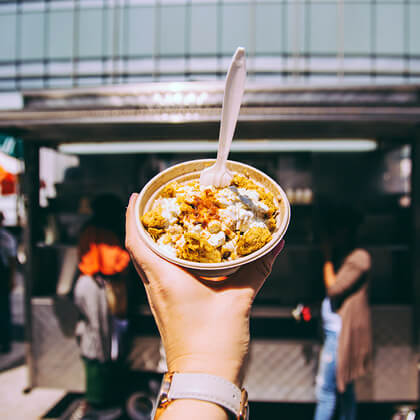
[135,159,290,280]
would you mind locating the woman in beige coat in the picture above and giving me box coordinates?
[314,206,372,420]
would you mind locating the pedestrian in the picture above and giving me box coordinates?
[314,205,372,420]
[0,211,17,354]
[72,194,130,420]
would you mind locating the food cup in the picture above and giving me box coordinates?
[135,159,290,280]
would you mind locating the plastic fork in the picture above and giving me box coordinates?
[199,47,247,187]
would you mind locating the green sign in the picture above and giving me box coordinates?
[0,135,23,159]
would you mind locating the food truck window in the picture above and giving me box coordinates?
[34,146,411,307]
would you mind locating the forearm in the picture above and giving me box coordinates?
[159,399,229,420]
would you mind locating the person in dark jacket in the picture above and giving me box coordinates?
[314,205,372,420]
[0,211,17,354]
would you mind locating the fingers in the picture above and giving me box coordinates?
[125,193,192,288]
[125,193,164,284]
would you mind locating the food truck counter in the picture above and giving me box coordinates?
[1,82,419,403]
[30,294,417,402]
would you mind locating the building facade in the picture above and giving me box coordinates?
[0,0,419,91]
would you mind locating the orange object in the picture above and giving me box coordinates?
[78,226,130,276]
[0,165,16,195]
[1,172,16,195]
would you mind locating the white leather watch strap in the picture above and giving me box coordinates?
[153,372,249,419]
[168,372,242,416]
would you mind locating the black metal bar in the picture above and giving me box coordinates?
[184,0,191,79]
[411,135,420,401]
[22,142,40,391]
[123,0,129,83]
[248,0,256,80]
[43,0,50,90]
[0,51,419,67]
[112,0,120,84]
[216,0,223,79]
[282,0,287,80]
[153,0,161,81]
[15,0,22,90]
[370,0,377,81]
[102,0,109,85]
[403,0,410,81]
[72,0,80,88]
[2,68,420,88]
[304,0,310,81]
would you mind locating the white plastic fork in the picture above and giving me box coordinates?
[199,47,247,187]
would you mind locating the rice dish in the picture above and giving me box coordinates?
[141,174,279,263]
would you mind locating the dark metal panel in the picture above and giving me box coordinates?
[411,131,420,399]
[22,142,40,390]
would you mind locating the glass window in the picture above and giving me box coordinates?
[127,6,155,57]
[256,3,283,55]
[103,7,114,59]
[0,13,16,61]
[343,4,371,55]
[309,3,337,54]
[21,13,45,61]
[286,1,305,54]
[79,9,102,59]
[160,5,185,55]
[221,3,251,55]
[190,4,217,55]
[376,4,404,55]
[48,10,74,59]
[409,5,420,55]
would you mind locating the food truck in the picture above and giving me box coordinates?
[0,82,419,412]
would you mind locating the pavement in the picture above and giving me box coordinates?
[0,271,64,420]
[0,365,65,420]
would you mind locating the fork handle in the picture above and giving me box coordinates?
[214,47,247,170]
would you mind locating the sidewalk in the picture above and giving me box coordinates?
[0,365,65,420]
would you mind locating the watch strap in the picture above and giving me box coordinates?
[169,372,242,415]
[153,372,249,420]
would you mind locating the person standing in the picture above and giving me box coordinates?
[72,194,130,420]
[0,211,17,354]
[314,206,372,420]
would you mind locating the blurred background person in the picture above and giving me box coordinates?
[72,194,131,420]
[0,211,17,354]
[314,205,372,420]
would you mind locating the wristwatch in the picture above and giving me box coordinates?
[153,372,249,420]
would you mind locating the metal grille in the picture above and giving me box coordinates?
[32,299,84,391]
[244,340,319,401]
[31,301,418,401]
[0,0,419,91]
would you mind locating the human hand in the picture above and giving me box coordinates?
[125,193,284,387]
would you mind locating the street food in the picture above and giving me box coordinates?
[141,174,279,263]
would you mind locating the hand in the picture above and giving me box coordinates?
[125,193,284,386]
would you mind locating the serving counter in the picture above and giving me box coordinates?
[30,296,417,402]
[0,81,419,403]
